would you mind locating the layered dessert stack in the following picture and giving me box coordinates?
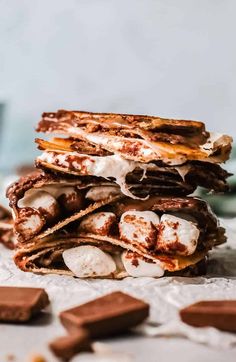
[7,111,232,278]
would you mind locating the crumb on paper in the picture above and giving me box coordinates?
[29,355,47,362]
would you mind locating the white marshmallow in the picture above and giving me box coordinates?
[157,214,199,255]
[44,186,77,199]
[39,151,154,199]
[15,209,45,239]
[21,213,41,232]
[119,211,160,248]
[18,190,58,218]
[62,245,117,278]
[86,186,121,201]
[48,186,84,213]
[121,251,164,277]
[78,212,116,236]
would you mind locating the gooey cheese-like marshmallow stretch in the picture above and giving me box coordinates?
[38,152,153,199]
[86,186,121,201]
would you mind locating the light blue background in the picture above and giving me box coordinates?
[0,0,235,170]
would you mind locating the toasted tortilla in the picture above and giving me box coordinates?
[14,237,128,278]
[35,138,230,194]
[13,195,225,278]
[36,110,232,164]
[14,235,208,278]
[7,171,124,244]
[33,193,123,242]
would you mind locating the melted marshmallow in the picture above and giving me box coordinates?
[78,212,116,236]
[38,152,154,199]
[18,190,58,217]
[62,245,116,277]
[86,186,121,201]
[119,211,160,248]
[121,251,164,277]
[157,214,199,256]
[43,186,77,199]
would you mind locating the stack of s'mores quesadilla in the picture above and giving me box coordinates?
[7,111,233,278]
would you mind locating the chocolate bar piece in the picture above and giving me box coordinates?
[60,291,149,338]
[180,300,236,332]
[0,287,49,322]
[49,329,92,360]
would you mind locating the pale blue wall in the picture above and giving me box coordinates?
[0,0,235,170]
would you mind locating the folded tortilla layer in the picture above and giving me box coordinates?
[7,171,124,243]
[7,169,226,248]
[68,196,225,258]
[36,110,232,165]
[12,194,224,278]
[35,138,230,196]
[14,236,208,278]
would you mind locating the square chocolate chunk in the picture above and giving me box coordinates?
[180,300,236,332]
[49,329,92,360]
[0,286,49,322]
[60,291,149,338]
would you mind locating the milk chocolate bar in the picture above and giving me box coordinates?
[49,329,92,360]
[60,291,149,338]
[180,300,236,332]
[0,286,49,322]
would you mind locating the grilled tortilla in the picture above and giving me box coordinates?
[14,235,208,278]
[13,196,225,278]
[35,137,230,198]
[7,171,124,244]
[36,110,232,165]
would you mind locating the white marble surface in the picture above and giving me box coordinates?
[0,219,236,361]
